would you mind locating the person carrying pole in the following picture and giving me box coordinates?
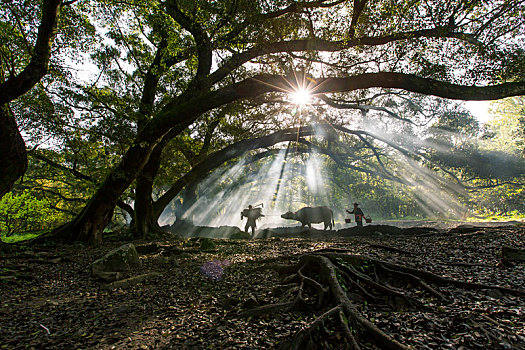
[346,203,366,227]
[241,204,264,236]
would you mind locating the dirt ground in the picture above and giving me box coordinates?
[1,223,524,349]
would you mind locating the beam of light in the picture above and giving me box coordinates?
[160,134,342,236]
[165,148,297,236]
[205,150,289,229]
[322,118,472,219]
[269,152,299,216]
[184,157,248,227]
[159,114,497,236]
[396,157,468,218]
[306,152,326,197]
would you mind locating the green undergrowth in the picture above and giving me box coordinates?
[1,230,45,243]
[467,211,525,223]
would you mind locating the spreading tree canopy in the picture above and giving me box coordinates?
[2,0,525,243]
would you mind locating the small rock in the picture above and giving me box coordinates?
[243,295,260,309]
[113,306,134,314]
[222,297,240,310]
[178,252,192,259]
[487,289,504,299]
[93,271,123,282]
[230,231,252,240]
[89,243,141,282]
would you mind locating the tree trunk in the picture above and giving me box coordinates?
[132,184,158,238]
[132,144,164,237]
[52,141,157,244]
[0,104,27,198]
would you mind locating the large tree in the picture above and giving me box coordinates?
[0,0,64,198]
[38,0,525,243]
[0,0,97,199]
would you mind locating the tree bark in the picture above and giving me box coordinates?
[132,143,164,237]
[0,105,27,198]
[133,112,222,234]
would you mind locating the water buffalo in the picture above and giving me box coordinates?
[281,206,334,230]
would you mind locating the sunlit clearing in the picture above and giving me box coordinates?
[159,144,340,237]
[172,150,296,234]
[291,89,311,105]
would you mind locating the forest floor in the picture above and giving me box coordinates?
[1,222,524,349]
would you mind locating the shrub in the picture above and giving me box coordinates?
[0,190,63,237]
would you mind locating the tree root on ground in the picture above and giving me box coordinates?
[242,253,525,350]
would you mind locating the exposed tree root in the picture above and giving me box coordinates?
[368,244,416,256]
[242,253,525,349]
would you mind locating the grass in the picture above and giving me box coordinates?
[0,230,45,243]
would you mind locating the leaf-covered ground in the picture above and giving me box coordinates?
[1,223,524,349]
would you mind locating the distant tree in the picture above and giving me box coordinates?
[486,96,525,154]
[468,97,525,215]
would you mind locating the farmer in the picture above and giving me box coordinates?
[346,203,366,227]
[241,205,264,236]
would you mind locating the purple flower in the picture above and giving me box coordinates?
[200,260,231,281]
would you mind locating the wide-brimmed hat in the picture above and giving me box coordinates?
[353,203,359,206]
